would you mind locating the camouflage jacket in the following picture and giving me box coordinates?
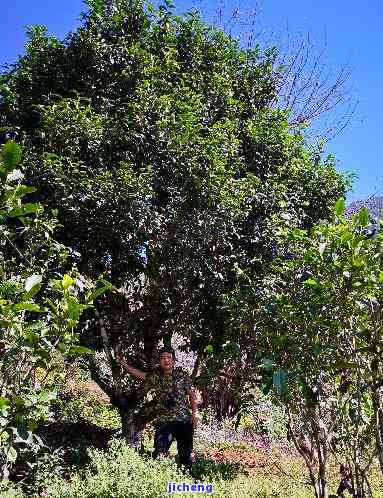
[144,367,193,424]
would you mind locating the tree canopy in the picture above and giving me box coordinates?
[0,0,351,420]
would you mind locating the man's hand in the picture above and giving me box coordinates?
[114,351,146,380]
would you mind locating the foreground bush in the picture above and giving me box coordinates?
[47,439,186,498]
[6,437,382,497]
[0,140,113,481]
[45,439,315,498]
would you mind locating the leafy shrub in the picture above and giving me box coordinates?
[20,446,66,496]
[47,438,186,498]
[0,141,111,479]
[216,474,314,498]
[194,395,286,454]
[213,441,256,452]
[82,400,121,429]
[0,484,24,498]
[244,391,287,442]
[0,140,112,479]
[191,455,240,480]
[53,392,121,430]
[45,438,316,498]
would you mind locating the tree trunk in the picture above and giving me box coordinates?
[120,409,142,449]
[372,388,383,478]
[287,409,329,498]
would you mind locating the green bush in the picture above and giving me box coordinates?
[53,394,121,429]
[2,437,349,498]
[191,456,240,480]
[247,391,287,441]
[46,439,186,498]
[82,400,121,429]
[20,447,66,496]
[44,438,316,498]
[0,479,25,498]
[216,475,314,498]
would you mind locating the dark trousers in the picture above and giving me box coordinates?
[153,419,193,467]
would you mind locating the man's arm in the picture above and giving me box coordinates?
[115,352,146,381]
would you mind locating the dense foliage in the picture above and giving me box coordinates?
[2,3,370,496]
[222,199,383,497]
[31,439,315,498]
[0,1,351,431]
[0,140,110,481]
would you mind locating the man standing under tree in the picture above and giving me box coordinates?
[116,346,198,470]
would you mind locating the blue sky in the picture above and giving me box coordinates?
[1,0,381,203]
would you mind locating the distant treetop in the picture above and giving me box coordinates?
[346,196,383,221]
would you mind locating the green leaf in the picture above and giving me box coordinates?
[85,280,114,303]
[303,278,319,287]
[334,198,345,217]
[262,358,273,371]
[69,345,94,354]
[62,274,74,290]
[379,272,383,283]
[5,184,36,201]
[0,397,10,409]
[7,203,40,218]
[1,141,21,172]
[358,206,369,228]
[164,0,175,9]
[312,344,322,355]
[24,274,42,297]
[58,343,67,353]
[13,397,25,409]
[67,298,80,320]
[24,330,39,346]
[45,297,57,315]
[13,302,42,312]
[204,345,214,354]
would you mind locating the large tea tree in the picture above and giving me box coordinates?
[0,0,350,432]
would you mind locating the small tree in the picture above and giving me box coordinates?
[222,200,382,498]
[0,141,109,480]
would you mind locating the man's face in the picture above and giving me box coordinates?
[159,352,175,373]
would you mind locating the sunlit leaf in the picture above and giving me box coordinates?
[7,203,40,217]
[1,141,21,172]
[334,198,345,217]
[62,274,74,290]
[358,206,369,228]
[69,345,94,354]
[25,274,42,294]
[13,302,42,312]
